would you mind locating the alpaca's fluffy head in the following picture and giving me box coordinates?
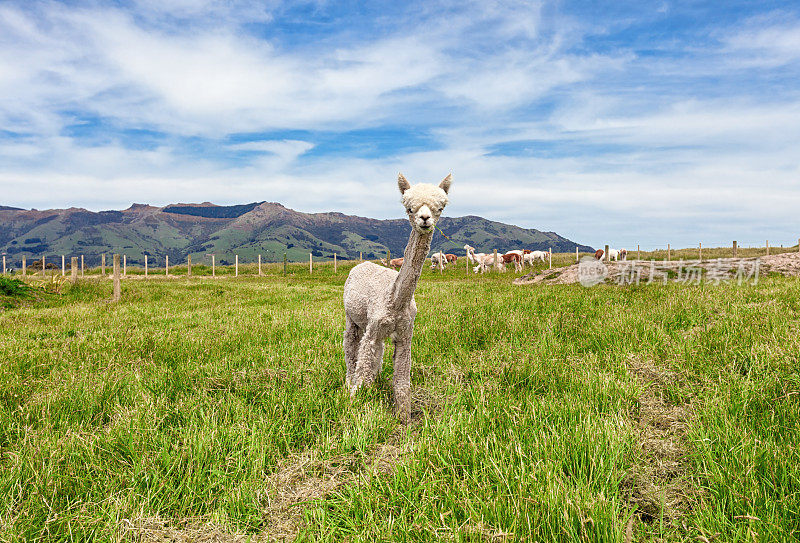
[397,173,451,234]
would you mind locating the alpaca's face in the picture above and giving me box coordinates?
[397,174,451,234]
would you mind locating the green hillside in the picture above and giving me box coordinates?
[0,202,592,268]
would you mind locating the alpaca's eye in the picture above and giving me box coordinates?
[406,207,412,214]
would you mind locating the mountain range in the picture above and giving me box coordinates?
[0,202,592,266]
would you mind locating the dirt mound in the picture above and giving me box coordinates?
[514,252,800,286]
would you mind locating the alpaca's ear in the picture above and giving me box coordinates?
[398,173,410,194]
[439,173,452,194]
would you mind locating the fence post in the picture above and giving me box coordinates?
[466,253,470,274]
[258,254,262,276]
[71,257,78,283]
[145,255,148,278]
[334,253,337,273]
[123,255,127,277]
[309,253,313,274]
[212,255,215,277]
[637,244,640,260]
[387,250,391,264]
[733,241,738,258]
[2,255,5,275]
[605,244,609,262]
[766,240,770,256]
[22,256,26,276]
[166,255,169,276]
[575,246,579,262]
[81,255,84,276]
[112,254,121,302]
[493,249,498,272]
[359,252,362,262]
[284,253,287,276]
[667,244,671,261]
[42,255,46,277]
[62,255,65,276]
[235,255,239,277]
[798,238,799,253]
[699,242,702,262]
[549,247,552,269]
[102,253,106,276]
[186,254,191,277]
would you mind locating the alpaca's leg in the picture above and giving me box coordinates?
[392,328,413,423]
[350,324,384,395]
[344,316,363,388]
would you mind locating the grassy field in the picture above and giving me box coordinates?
[1,258,798,542]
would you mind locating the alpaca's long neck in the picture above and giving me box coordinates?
[390,228,432,309]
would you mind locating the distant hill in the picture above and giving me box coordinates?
[0,202,593,266]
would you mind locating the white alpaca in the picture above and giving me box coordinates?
[524,250,549,266]
[608,249,620,261]
[464,244,485,265]
[343,173,451,422]
[430,251,446,270]
[473,252,504,273]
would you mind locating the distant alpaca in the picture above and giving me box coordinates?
[464,245,485,265]
[501,251,523,272]
[474,253,504,273]
[381,257,404,269]
[343,173,452,422]
[445,253,457,264]
[594,249,604,260]
[430,251,446,270]
[608,249,619,261]
[524,250,549,266]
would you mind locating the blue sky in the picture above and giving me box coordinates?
[1,0,799,249]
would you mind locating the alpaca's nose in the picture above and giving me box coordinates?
[419,212,431,223]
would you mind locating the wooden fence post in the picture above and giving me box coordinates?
[605,244,609,262]
[145,255,148,278]
[334,253,337,273]
[766,240,770,256]
[235,255,239,277]
[81,255,84,276]
[112,254,121,302]
[309,253,313,274]
[575,246,579,262]
[258,254,262,276]
[284,253,287,276]
[667,244,671,261]
[166,255,169,276]
[123,255,127,277]
[71,257,78,283]
[359,252,362,262]
[42,255,46,277]
[22,256,26,276]
[187,255,191,277]
[637,244,640,260]
[101,253,106,276]
[61,255,65,276]
[699,242,702,262]
[2,255,5,275]
[211,255,215,277]
[733,240,738,258]
[549,247,552,269]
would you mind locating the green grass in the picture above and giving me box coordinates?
[0,262,798,541]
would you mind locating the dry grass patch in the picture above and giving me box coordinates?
[623,356,699,539]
